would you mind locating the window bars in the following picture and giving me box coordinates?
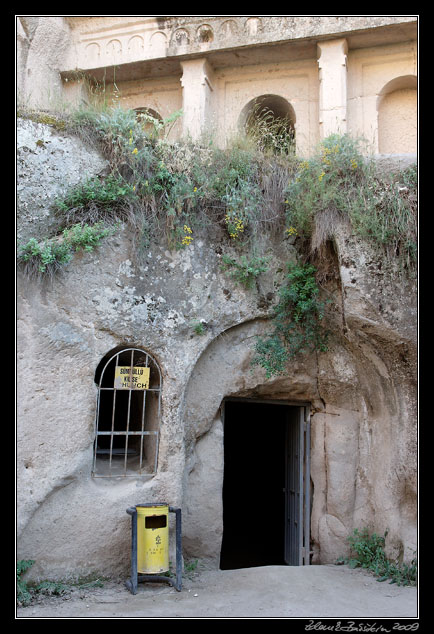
[92,348,162,478]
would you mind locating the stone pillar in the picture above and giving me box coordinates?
[180,58,216,141]
[317,38,348,139]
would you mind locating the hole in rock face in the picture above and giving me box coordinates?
[220,399,302,570]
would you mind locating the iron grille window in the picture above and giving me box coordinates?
[92,347,162,478]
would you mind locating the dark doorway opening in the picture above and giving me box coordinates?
[220,399,307,570]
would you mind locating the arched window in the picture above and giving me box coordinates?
[239,94,296,155]
[92,347,162,478]
[377,75,417,154]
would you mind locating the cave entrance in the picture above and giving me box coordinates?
[219,398,311,570]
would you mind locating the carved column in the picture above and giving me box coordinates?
[317,38,348,139]
[180,58,216,141]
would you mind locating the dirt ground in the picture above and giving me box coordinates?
[16,563,418,620]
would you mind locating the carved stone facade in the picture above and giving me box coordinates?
[17,16,417,155]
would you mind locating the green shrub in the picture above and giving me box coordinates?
[17,560,35,606]
[348,166,417,271]
[220,254,270,289]
[62,221,116,252]
[342,528,417,586]
[18,237,73,275]
[18,222,116,277]
[284,134,417,272]
[54,174,137,216]
[252,263,329,377]
[191,320,207,336]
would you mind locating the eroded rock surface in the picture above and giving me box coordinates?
[16,119,416,579]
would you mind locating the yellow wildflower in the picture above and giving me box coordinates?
[285,226,298,236]
[351,159,358,169]
[319,171,325,182]
[181,225,194,247]
[225,213,245,239]
[132,148,138,155]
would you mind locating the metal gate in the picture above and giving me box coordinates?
[284,404,311,565]
[92,347,162,478]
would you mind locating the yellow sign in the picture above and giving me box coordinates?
[114,366,150,390]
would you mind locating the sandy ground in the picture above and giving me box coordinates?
[16,563,418,619]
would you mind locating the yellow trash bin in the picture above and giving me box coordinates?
[136,503,169,574]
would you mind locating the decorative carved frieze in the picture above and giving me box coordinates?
[62,16,416,72]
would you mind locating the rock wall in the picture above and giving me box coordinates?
[17,17,72,110]
[16,118,417,580]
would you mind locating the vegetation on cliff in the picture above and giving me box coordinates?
[17,104,417,374]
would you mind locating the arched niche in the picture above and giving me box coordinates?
[134,107,163,138]
[377,75,417,154]
[238,94,296,154]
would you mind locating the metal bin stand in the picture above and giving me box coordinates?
[125,504,182,594]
